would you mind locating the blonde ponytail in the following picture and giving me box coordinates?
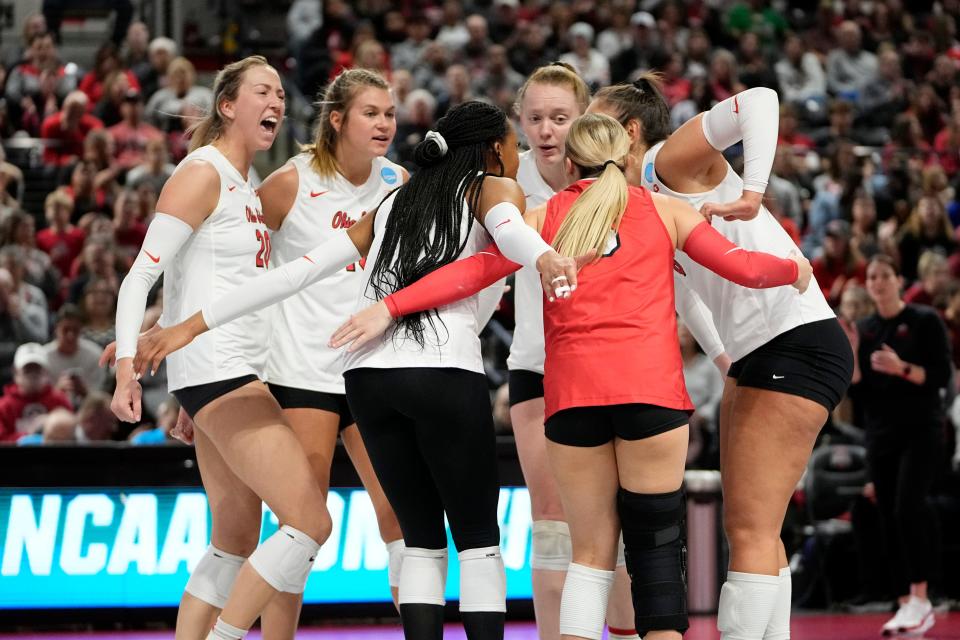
[551,114,632,260]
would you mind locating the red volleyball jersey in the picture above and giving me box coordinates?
[541,180,694,419]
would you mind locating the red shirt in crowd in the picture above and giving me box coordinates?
[903,283,939,309]
[36,226,86,278]
[812,256,867,306]
[108,120,164,168]
[0,383,72,442]
[40,112,104,165]
[78,69,140,106]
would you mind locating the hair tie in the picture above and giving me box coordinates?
[425,130,449,156]
[602,160,620,170]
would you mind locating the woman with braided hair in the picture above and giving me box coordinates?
[131,100,583,640]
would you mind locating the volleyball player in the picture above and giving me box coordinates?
[588,78,854,640]
[110,57,331,640]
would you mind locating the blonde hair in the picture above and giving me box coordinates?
[301,69,390,179]
[551,114,632,260]
[918,250,948,279]
[45,187,74,216]
[515,61,591,115]
[187,55,272,152]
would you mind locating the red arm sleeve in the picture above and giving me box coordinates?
[681,222,799,289]
[384,243,521,318]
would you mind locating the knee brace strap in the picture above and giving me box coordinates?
[248,525,320,594]
[386,539,405,589]
[618,488,689,637]
[530,520,572,571]
[458,545,507,612]
[559,563,615,640]
[398,547,448,606]
[184,545,246,608]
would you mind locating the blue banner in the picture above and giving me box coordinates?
[0,487,534,608]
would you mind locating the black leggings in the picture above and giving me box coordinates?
[344,367,501,551]
[868,430,942,589]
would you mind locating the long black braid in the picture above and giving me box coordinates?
[368,101,508,347]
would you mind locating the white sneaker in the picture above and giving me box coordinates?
[881,597,934,636]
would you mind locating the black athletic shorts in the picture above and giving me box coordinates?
[268,383,355,431]
[172,374,260,419]
[727,317,854,412]
[545,403,692,447]
[508,369,544,406]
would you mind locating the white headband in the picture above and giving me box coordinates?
[425,130,448,156]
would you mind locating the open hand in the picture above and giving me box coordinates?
[870,344,904,376]
[701,191,763,222]
[330,301,393,352]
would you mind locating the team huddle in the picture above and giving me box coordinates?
[106,56,853,640]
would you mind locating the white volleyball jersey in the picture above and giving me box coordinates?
[162,145,272,391]
[641,141,835,362]
[342,188,492,374]
[266,154,404,393]
[507,151,556,374]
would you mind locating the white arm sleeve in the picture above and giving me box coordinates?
[202,231,360,330]
[700,87,779,194]
[674,273,725,361]
[115,213,194,360]
[483,201,553,270]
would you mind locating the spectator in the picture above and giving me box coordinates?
[658,52,692,108]
[66,239,120,304]
[488,0,519,45]
[813,219,867,308]
[435,0,469,52]
[896,195,956,281]
[860,48,912,128]
[2,12,47,68]
[933,103,960,177]
[39,91,104,167]
[43,303,107,407]
[559,22,610,90]
[93,69,133,127]
[737,31,779,92]
[352,39,390,77]
[0,247,48,343]
[4,31,76,128]
[78,42,140,107]
[144,56,212,133]
[813,99,871,148]
[912,83,946,144]
[18,65,64,136]
[36,188,85,280]
[768,147,805,227]
[778,103,816,152]
[0,211,57,300]
[21,407,78,444]
[775,33,828,114]
[65,160,110,220]
[111,189,146,266]
[390,14,432,73]
[108,89,162,170]
[435,64,473,119]
[139,37,177,99]
[707,48,746,102]
[0,158,23,223]
[411,40,450,97]
[286,0,323,58]
[394,89,435,170]
[78,277,117,349]
[461,14,491,71]
[827,21,879,100]
[124,138,174,194]
[683,27,713,80]
[121,21,150,80]
[903,251,951,309]
[508,21,556,77]
[472,45,524,110]
[0,342,72,442]
[927,54,956,106]
[130,397,179,445]
[850,192,881,259]
[390,69,413,123]
[76,391,119,442]
[596,7,634,61]
[850,255,948,636]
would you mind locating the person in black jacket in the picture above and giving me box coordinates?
[846,254,949,636]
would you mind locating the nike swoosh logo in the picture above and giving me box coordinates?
[772,374,784,380]
[495,219,511,229]
[228,185,236,191]
[303,255,315,264]
[144,250,160,263]
[733,96,740,115]
[311,191,328,198]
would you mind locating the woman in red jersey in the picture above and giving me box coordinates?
[329,113,811,640]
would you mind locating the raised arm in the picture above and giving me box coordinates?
[656,87,780,220]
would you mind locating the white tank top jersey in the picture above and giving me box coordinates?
[266,154,404,393]
[342,188,493,374]
[507,150,555,374]
[641,141,835,362]
[161,145,272,391]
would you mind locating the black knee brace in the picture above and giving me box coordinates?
[617,487,688,637]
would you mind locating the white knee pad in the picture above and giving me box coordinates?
[458,545,507,613]
[247,525,321,594]
[398,547,448,607]
[763,567,792,640]
[558,563,615,640]
[717,571,780,640]
[184,545,246,608]
[386,539,405,589]
[530,520,572,571]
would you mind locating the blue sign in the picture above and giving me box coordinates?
[380,167,399,185]
[0,487,534,608]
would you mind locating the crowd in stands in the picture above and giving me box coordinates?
[0,0,957,479]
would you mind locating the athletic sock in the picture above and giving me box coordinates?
[207,617,248,640]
